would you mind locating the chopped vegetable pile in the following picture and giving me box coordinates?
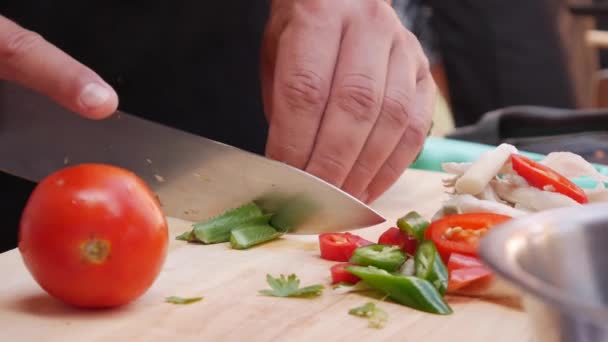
[170,143,607,320]
[177,202,283,250]
[320,211,454,315]
[437,144,608,219]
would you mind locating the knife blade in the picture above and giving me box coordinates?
[0,82,385,234]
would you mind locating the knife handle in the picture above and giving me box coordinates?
[447,106,608,145]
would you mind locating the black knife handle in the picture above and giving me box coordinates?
[447,106,608,144]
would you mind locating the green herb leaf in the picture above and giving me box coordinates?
[259,274,324,298]
[165,296,203,304]
[349,302,388,329]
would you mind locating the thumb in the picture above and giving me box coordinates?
[0,16,118,119]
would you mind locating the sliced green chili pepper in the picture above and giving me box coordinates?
[349,244,406,272]
[397,211,430,241]
[192,203,268,244]
[230,224,282,249]
[345,265,452,315]
[175,230,196,242]
[414,240,448,295]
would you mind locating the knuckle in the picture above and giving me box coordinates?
[268,142,307,169]
[312,147,351,176]
[400,29,418,46]
[361,0,382,17]
[0,29,44,63]
[334,73,380,124]
[380,90,412,128]
[383,159,403,181]
[405,122,427,148]
[418,54,432,79]
[281,68,328,116]
[352,159,376,179]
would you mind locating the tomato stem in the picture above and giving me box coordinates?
[80,239,110,264]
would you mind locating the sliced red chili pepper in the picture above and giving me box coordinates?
[319,232,373,262]
[330,263,360,285]
[447,253,485,271]
[448,266,493,291]
[511,154,588,204]
[424,213,512,262]
[377,227,418,255]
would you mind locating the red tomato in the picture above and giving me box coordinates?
[511,154,588,204]
[377,227,418,255]
[425,213,511,262]
[319,232,373,262]
[448,267,493,291]
[330,263,360,285]
[19,164,168,308]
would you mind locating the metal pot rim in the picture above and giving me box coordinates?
[479,203,608,325]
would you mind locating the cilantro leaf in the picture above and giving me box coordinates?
[259,274,324,298]
[349,302,388,329]
[165,296,203,304]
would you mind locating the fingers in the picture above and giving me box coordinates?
[304,12,394,187]
[0,16,118,119]
[364,67,436,204]
[260,26,276,122]
[341,32,418,199]
[264,12,341,169]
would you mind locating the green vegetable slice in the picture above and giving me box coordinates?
[192,203,267,244]
[230,224,282,249]
[349,244,406,272]
[175,230,196,242]
[165,296,203,304]
[346,265,452,315]
[349,302,388,329]
[259,274,324,298]
[397,211,430,241]
[414,240,448,295]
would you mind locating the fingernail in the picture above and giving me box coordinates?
[79,83,111,109]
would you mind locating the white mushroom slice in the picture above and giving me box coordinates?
[441,162,472,176]
[493,180,580,211]
[455,144,518,195]
[443,194,529,218]
[587,191,608,203]
[442,160,514,177]
[477,184,504,203]
[501,174,529,187]
[540,152,608,183]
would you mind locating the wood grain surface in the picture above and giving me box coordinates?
[0,169,532,342]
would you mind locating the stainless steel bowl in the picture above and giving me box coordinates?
[479,203,608,342]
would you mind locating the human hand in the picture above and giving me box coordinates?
[261,0,435,204]
[0,15,118,119]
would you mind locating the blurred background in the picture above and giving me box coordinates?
[394,0,608,165]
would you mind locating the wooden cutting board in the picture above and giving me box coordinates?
[0,170,532,342]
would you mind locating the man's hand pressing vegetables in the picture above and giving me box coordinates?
[262,0,435,204]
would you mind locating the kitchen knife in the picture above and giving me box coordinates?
[0,82,385,234]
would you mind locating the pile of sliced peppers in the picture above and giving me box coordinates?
[321,211,452,315]
[322,210,512,315]
[176,202,284,250]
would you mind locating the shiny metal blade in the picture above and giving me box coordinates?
[0,82,385,234]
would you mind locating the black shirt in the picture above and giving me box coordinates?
[0,1,271,251]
